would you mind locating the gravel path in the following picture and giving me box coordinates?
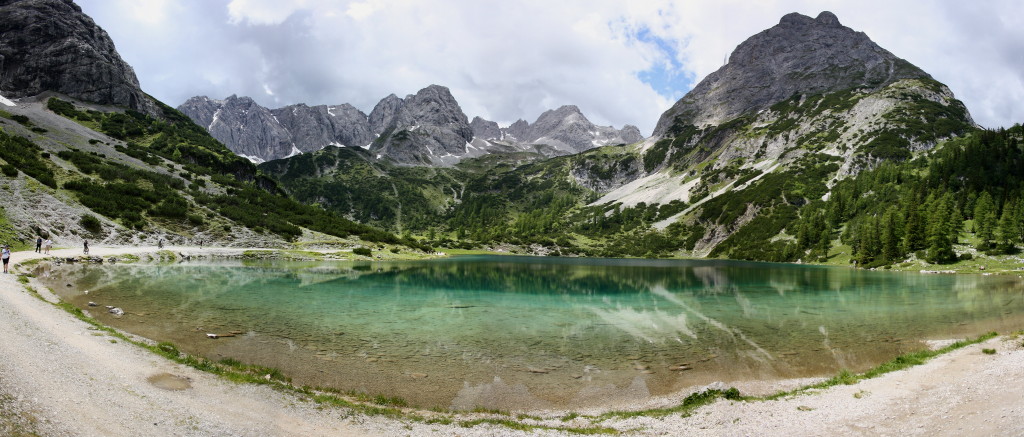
[2,246,1023,436]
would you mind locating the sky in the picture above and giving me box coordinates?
[76,0,1024,136]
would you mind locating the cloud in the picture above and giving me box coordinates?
[75,0,1024,135]
[226,0,310,25]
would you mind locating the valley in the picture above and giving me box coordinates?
[2,1,1024,435]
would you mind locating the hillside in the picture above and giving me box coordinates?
[0,93,431,252]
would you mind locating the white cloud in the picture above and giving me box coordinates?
[75,0,1024,135]
[226,0,309,25]
[344,1,376,21]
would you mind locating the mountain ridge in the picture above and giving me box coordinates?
[178,86,643,165]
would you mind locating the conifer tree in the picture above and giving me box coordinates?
[881,207,902,263]
[816,229,831,259]
[998,200,1018,249]
[902,201,927,252]
[926,194,956,263]
[974,192,997,247]
[949,209,964,244]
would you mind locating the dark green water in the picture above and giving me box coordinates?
[40,255,1024,410]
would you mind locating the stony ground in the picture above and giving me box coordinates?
[2,246,1023,436]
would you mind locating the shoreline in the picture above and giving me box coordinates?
[3,245,1024,436]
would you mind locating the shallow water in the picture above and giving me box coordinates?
[39,255,1024,410]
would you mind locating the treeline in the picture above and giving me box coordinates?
[786,125,1024,266]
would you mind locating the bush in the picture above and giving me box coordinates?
[80,214,102,233]
[352,247,372,257]
[1,164,17,177]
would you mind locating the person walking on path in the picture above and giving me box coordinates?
[2,245,10,274]
[35,237,42,253]
[43,238,52,254]
[83,240,89,255]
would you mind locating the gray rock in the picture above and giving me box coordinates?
[519,105,642,153]
[179,95,293,162]
[503,119,531,143]
[470,116,501,140]
[367,94,404,135]
[271,103,374,151]
[367,85,474,165]
[653,11,929,135]
[0,0,160,116]
[181,85,644,165]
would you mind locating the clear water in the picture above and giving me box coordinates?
[39,255,1024,410]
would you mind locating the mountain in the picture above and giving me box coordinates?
[0,0,423,254]
[177,95,295,162]
[0,0,159,117]
[500,105,643,154]
[653,11,930,134]
[178,86,642,165]
[262,11,993,264]
[366,85,475,166]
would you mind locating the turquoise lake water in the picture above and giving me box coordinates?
[40,255,1024,410]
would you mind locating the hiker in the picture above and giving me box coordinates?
[2,244,10,274]
[43,238,52,254]
[83,240,89,255]
[35,237,42,253]
[158,239,163,249]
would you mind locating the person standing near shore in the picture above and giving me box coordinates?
[43,238,52,254]
[83,240,89,255]
[2,244,10,273]
[35,237,42,253]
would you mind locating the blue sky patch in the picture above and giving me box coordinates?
[634,27,694,101]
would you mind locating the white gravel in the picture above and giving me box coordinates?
[2,246,1023,436]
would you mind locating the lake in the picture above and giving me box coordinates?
[38,255,1024,411]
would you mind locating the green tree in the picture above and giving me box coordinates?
[926,194,955,263]
[815,229,831,260]
[902,201,927,252]
[880,207,903,263]
[998,199,1019,249]
[974,192,997,247]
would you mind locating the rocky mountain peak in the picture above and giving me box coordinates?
[470,116,501,140]
[368,93,405,134]
[402,84,472,142]
[0,0,160,116]
[654,11,929,135]
[181,85,644,165]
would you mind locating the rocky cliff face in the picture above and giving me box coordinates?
[178,95,294,162]
[470,116,501,140]
[0,0,159,116]
[272,103,375,151]
[367,85,474,165]
[653,11,928,135]
[181,85,643,165]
